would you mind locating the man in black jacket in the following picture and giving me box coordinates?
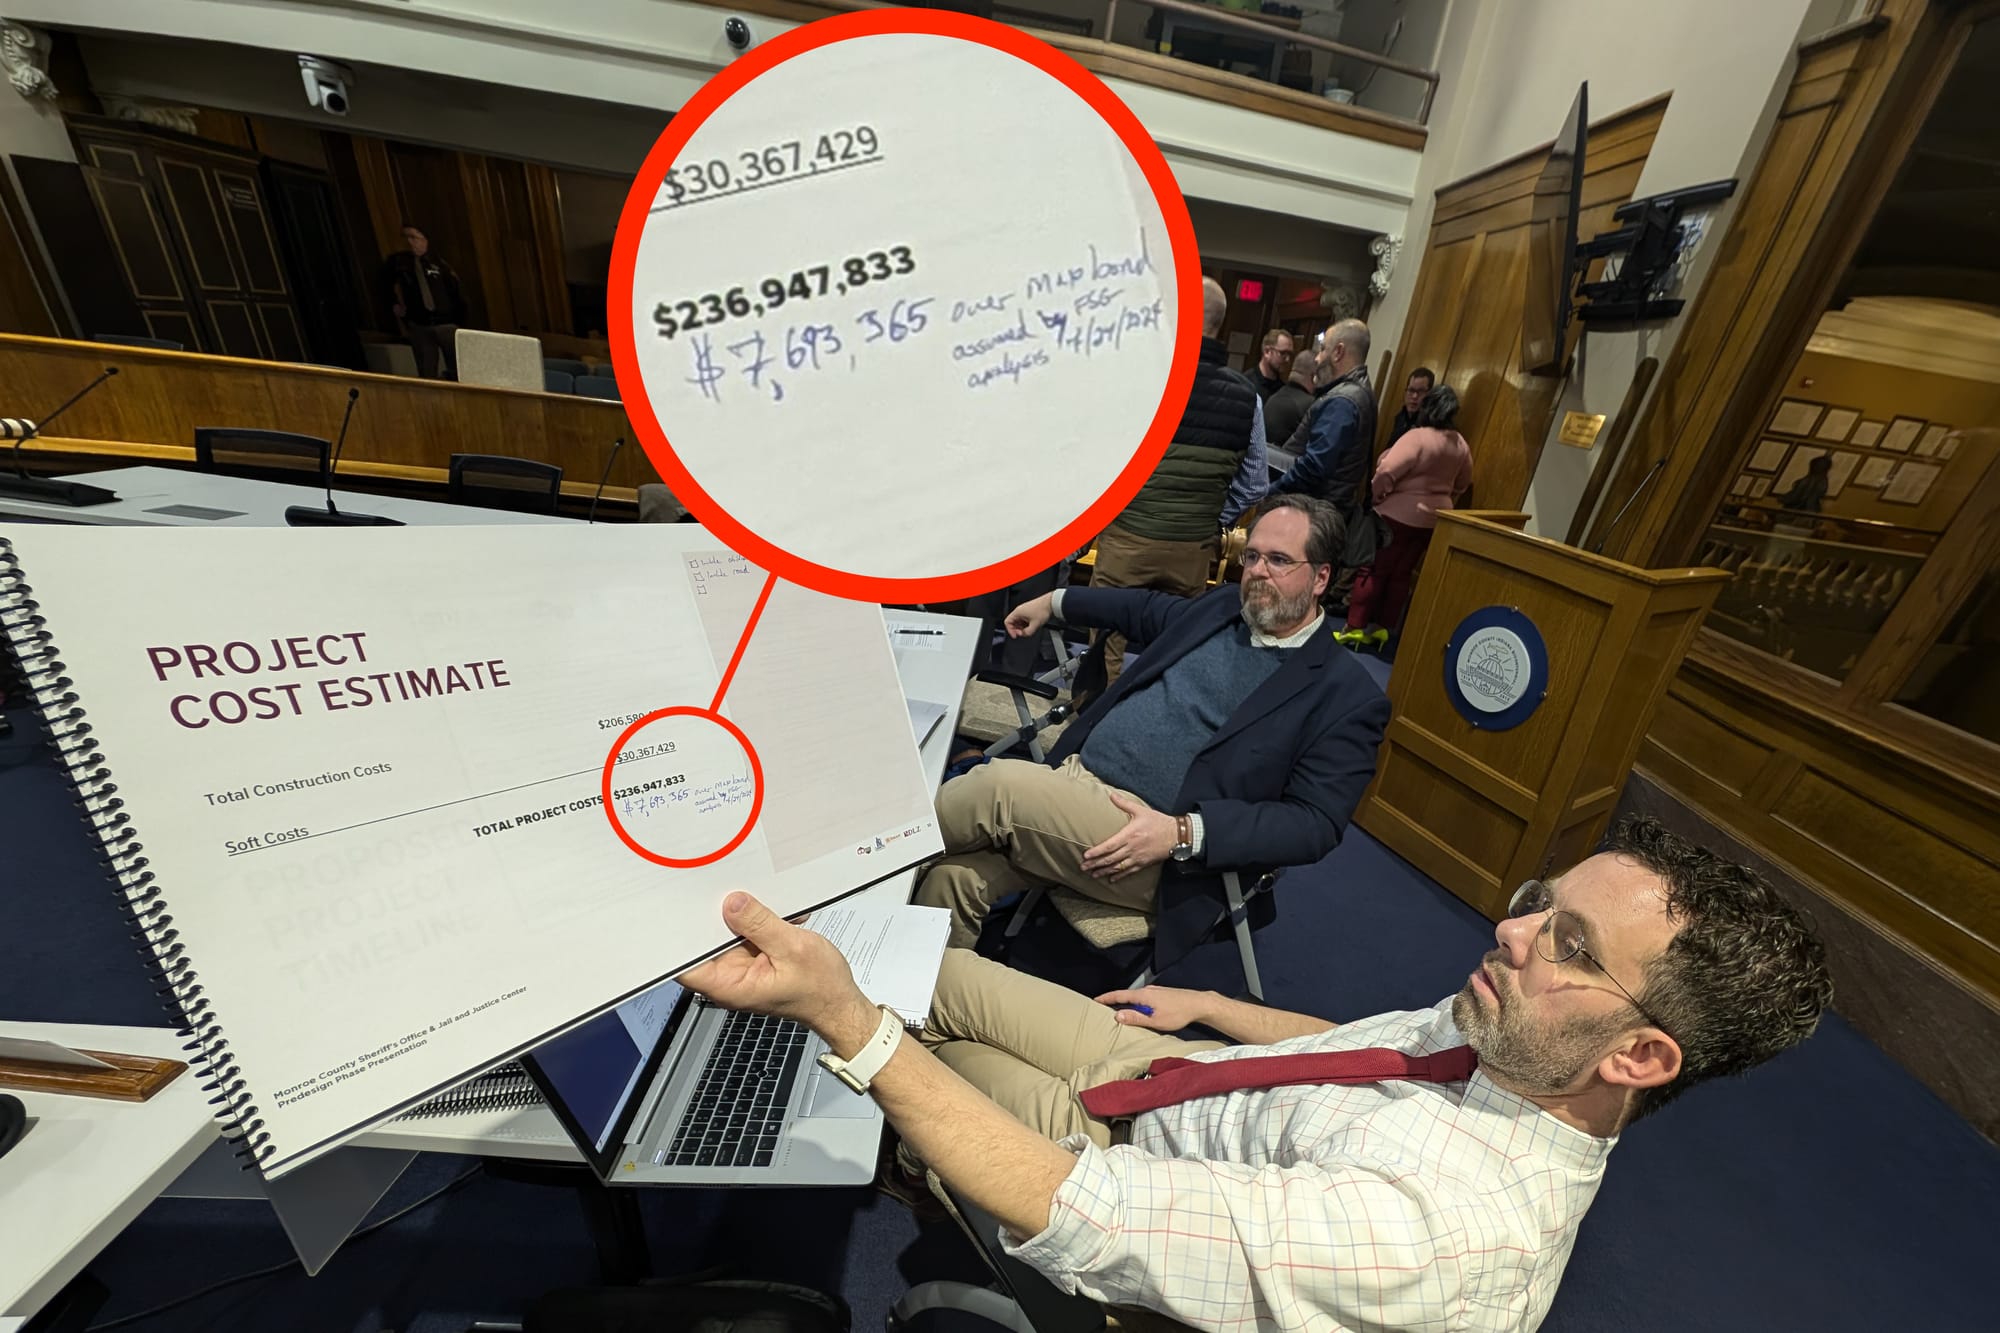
[1262,346,1319,462]
[916,495,1389,962]
[383,223,469,380]
[1388,366,1436,445]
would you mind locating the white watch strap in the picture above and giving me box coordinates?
[817,1005,904,1093]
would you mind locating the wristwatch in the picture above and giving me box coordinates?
[816,1004,905,1094]
[1170,814,1197,862]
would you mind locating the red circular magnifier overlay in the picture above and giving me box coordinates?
[600,706,765,869]
[609,9,1200,605]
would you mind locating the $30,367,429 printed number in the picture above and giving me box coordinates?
[653,247,916,341]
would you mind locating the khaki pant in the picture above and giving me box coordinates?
[918,949,1224,1148]
[1088,523,1216,683]
[917,757,1161,951]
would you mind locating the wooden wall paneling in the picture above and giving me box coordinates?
[453,154,515,335]
[1640,656,2000,999]
[524,163,574,337]
[0,334,660,494]
[78,144,198,348]
[388,142,486,327]
[1834,434,2000,707]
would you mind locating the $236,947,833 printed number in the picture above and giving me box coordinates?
[653,247,916,341]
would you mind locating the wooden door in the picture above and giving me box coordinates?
[72,122,308,361]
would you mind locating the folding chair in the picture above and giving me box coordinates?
[1003,868,1280,1001]
[890,1175,1105,1333]
[193,427,330,480]
[447,453,565,516]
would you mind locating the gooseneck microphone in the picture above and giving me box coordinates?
[587,437,625,525]
[0,366,122,507]
[1590,457,1668,556]
[284,388,404,527]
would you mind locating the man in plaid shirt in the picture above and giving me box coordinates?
[682,818,1830,1331]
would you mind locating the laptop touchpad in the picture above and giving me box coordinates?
[802,1070,877,1119]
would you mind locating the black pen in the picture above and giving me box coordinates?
[894,628,945,636]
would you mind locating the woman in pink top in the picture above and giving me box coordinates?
[1337,385,1474,648]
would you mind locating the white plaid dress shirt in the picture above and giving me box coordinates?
[1004,1000,1616,1332]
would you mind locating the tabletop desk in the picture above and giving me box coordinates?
[0,466,571,528]
[0,1023,216,1322]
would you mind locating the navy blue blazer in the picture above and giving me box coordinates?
[1049,584,1389,966]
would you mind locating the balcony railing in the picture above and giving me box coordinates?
[693,0,1441,138]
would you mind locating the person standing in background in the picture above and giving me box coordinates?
[384,224,468,380]
[1338,385,1474,651]
[1388,366,1435,445]
[1272,318,1377,527]
[1250,328,1294,401]
[1262,345,1319,461]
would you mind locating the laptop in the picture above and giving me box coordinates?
[521,975,885,1186]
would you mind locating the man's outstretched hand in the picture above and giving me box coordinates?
[678,893,878,1052]
[1004,592,1055,639]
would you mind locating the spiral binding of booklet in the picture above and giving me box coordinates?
[0,535,275,1165]
[398,1062,544,1119]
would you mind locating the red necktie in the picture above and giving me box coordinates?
[1079,1044,1477,1119]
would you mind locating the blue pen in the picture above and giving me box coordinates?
[1124,1003,1154,1016]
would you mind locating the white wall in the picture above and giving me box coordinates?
[1364,0,1847,542]
[21,0,1421,266]
[1186,197,1375,283]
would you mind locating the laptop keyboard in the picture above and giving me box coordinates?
[665,1009,810,1168]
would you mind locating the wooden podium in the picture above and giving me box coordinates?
[1356,511,1729,918]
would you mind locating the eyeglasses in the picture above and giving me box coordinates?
[1507,879,1677,1044]
[1241,549,1313,574]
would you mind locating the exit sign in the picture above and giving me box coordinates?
[1236,279,1264,302]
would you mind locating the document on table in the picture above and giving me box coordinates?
[807,901,952,1029]
[0,523,941,1176]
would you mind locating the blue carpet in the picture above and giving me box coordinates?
[4,696,1998,1331]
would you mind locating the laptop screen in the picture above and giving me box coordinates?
[529,979,687,1155]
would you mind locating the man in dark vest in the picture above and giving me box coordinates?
[1273,318,1377,528]
[1088,276,1265,684]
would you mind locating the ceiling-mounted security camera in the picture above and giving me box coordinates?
[298,55,355,117]
[724,17,753,53]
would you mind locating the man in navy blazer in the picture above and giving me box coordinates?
[917,495,1390,968]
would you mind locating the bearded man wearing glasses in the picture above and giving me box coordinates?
[915,494,1389,962]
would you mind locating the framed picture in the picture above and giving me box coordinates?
[1769,399,1824,436]
[1747,438,1790,472]
[1749,476,1772,498]
[1939,433,1960,460]
[1850,419,1886,448]
[1915,424,1951,457]
[1880,417,1925,453]
[1881,461,1941,506]
[1854,456,1895,489]
[1815,407,1861,442]
[1823,450,1860,498]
